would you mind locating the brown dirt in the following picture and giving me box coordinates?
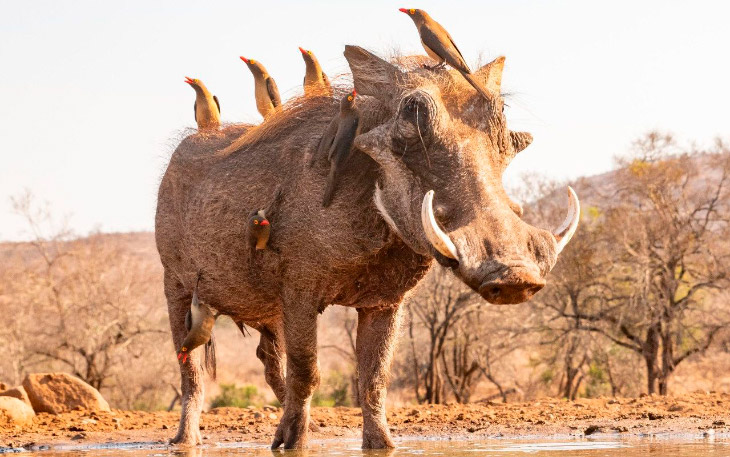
[2,392,730,449]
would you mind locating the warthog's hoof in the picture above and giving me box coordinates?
[271,406,309,449]
[169,426,202,446]
[362,427,395,449]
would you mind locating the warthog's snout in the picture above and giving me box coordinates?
[478,265,546,304]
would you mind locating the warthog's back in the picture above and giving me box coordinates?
[155,97,420,322]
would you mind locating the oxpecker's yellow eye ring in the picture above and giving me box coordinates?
[181,347,187,352]
[410,8,415,14]
[253,220,259,225]
[347,96,353,101]
[250,59,256,64]
[307,50,312,55]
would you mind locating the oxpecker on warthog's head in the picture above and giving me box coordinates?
[344,46,579,304]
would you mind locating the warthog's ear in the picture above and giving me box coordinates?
[344,46,402,102]
[474,56,505,97]
[510,131,533,154]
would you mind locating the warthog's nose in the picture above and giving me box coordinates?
[478,267,546,305]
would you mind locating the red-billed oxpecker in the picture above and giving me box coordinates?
[177,274,217,366]
[319,90,360,207]
[184,77,220,130]
[398,8,491,99]
[240,56,281,119]
[248,209,271,251]
[299,47,331,96]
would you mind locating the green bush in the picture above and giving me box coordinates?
[312,370,352,407]
[210,384,263,409]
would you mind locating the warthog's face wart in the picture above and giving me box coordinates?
[346,46,579,304]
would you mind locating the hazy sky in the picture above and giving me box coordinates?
[1,0,728,241]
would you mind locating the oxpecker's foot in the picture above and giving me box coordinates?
[362,422,395,449]
[271,404,309,449]
[169,426,202,446]
[422,62,446,71]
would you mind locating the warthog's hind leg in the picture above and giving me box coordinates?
[356,305,402,449]
[165,272,205,446]
[271,301,320,449]
[254,322,287,404]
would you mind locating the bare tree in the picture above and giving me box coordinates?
[534,134,730,395]
[2,193,174,406]
[406,267,480,404]
[319,307,360,406]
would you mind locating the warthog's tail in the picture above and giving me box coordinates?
[204,332,217,380]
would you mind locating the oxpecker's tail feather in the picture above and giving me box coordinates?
[322,167,339,208]
[204,332,217,380]
[460,71,492,100]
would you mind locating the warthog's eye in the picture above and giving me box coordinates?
[401,96,431,133]
[394,93,435,156]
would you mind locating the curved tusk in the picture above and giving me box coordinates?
[553,186,580,254]
[421,190,459,260]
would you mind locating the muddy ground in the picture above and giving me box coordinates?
[2,392,730,449]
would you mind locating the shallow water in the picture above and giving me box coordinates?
[4,436,730,456]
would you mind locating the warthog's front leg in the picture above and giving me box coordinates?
[165,273,205,446]
[357,305,402,449]
[271,303,320,449]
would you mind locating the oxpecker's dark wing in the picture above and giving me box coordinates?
[312,116,339,166]
[420,24,471,74]
[213,95,220,114]
[185,309,192,331]
[266,77,281,107]
[329,115,359,164]
[444,28,470,73]
[322,114,359,207]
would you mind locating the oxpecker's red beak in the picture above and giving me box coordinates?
[298,47,307,55]
[260,220,270,226]
[398,8,409,13]
[352,90,357,97]
[184,76,194,85]
[240,56,249,64]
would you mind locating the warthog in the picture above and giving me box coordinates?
[155,45,579,449]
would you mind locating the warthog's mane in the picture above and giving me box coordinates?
[216,53,496,158]
[217,86,349,157]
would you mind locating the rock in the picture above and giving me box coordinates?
[647,412,663,420]
[0,386,32,408]
[0,396,35,425]
[584,425,602,435]
[22,373,110,414]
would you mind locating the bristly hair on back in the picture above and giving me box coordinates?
[216,52,502,158]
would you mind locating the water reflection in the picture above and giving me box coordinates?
[2,437,728,456]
